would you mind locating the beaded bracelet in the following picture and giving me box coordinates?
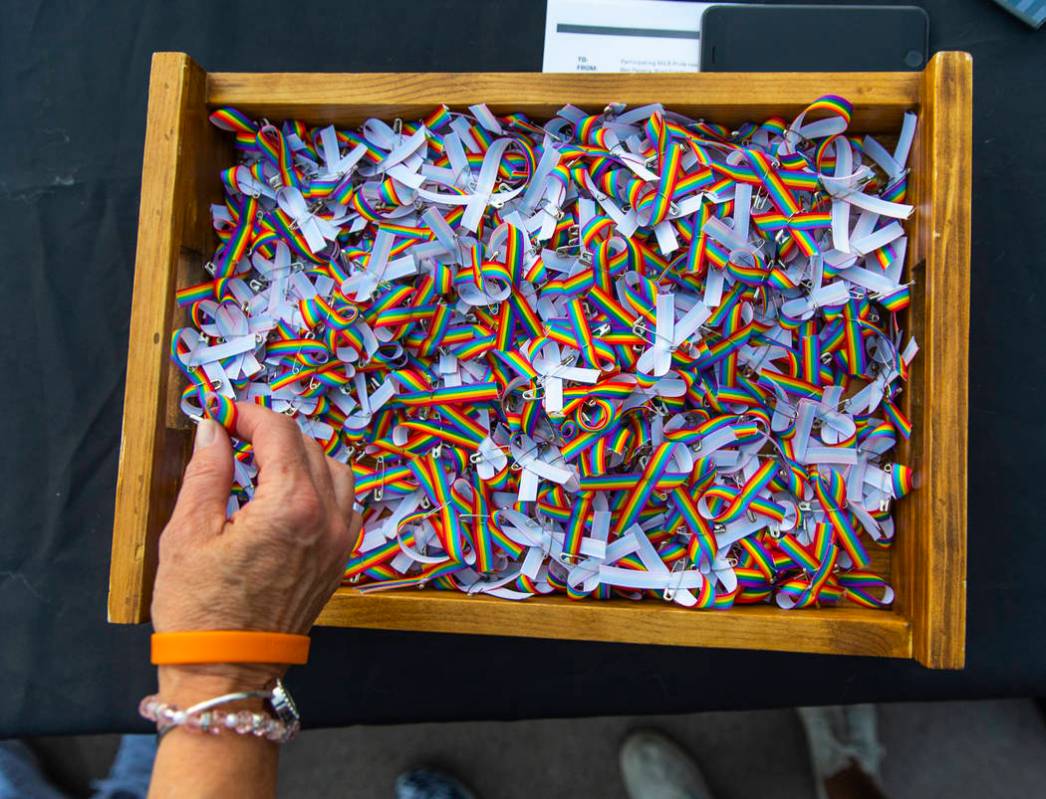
[139,680,300,743]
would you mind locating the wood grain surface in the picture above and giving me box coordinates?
[207,71,920,132]
[317,589,913,658]
[896,52,972,669]
[108,53,223,623]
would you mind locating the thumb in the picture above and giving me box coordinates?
[170,419,235,533]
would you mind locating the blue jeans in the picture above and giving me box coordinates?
[0,736,155,799]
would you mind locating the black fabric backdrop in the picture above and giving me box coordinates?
[0,0,1042,737]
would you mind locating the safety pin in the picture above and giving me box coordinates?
[555,243,582,257]
[783,126,812,149]
[663,559,688,602]
[631,317,654,341]
[373,456,386,502]
[537,199,565,220]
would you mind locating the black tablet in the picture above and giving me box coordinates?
[701,4,929,71]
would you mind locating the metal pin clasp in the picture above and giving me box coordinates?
[373,456,386,502]
[537,199,565,220]
[663,558,687,602]
[631,318,653,339]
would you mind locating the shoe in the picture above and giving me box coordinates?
[798,705,885,799]
[395,768,476,799]
[619,729,713,799]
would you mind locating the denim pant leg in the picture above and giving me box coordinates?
[0,741,68,799]
[90,735,156,799]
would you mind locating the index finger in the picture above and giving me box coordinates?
[232,401,311,487]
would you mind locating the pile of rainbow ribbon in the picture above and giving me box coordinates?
[172,95,918,609]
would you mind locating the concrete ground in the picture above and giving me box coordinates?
[24,698,1046,798]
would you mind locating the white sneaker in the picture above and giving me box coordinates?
[798,705,885,799]
[619,730,713,799]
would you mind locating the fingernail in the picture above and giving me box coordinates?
[194,419,219,451]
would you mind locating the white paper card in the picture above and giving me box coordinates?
[543,0,715,73]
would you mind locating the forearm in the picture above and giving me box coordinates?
[145,407,358,797]
[148,668,280,799]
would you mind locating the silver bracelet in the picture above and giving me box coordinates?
[139,678,301,744]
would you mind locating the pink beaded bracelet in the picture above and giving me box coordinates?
[139,679,300,744]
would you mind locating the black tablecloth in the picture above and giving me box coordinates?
[1,0,1043,736]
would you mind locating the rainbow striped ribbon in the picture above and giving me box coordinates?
[182,97,916,612]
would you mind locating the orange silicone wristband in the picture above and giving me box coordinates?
[151,631,310,665]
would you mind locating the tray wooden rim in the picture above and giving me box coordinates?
[109,52,970,668]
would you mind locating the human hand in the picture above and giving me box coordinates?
[151,402,360,697]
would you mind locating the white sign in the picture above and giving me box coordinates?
[543,0,715,73]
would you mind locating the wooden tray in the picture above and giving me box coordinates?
[109,52,971,668]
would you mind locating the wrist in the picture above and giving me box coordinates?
[157,663,285,707]
[147,667,300,746]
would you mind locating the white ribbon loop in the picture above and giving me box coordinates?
[276,187,339,254]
